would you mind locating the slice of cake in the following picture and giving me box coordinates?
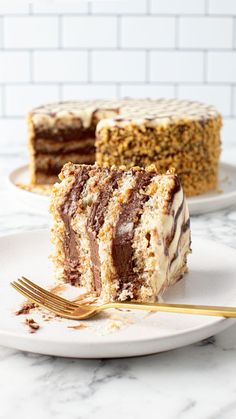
[27,98,221,196]
[50,163,191,303]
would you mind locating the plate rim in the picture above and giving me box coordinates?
[8,161,236,206]
[8,163,49,203]
[187,161,236,204]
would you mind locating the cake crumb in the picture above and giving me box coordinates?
[16,182,52,196]
[72,292,98,306]
[221,175,231,185]
[16,301,35,316]
[67,323,87,330]
[105,319,123,332]
[49,283,67,294]
[25,318,40,333]
[105,313,134,333]
[109,313,134,324]
[42,313,56,322]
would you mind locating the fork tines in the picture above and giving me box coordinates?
[11,276,78,316]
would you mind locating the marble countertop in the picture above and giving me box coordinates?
[1,145,236,419]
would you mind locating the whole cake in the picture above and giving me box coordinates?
[50,162,191,303]
[28,98,222,196]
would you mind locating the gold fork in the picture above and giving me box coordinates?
[11,276,236,320]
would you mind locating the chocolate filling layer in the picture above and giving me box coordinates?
[111,172,154,292]
[182,218,190,233]
[35,145,95,156]
[86,171,122,293]
[170,217,191,267]
[164,194,185,256]
[36,157,95,176]
[167,179,181,214]
[60,168,89,285]
[34,126,96,143]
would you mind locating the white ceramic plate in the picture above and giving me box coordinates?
[8,164,50,215]
[187,162,236,215]
[0,229,236,358]
[8,163,236,216]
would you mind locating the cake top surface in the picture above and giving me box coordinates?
[30,98,220,130]
[59,162,178,186]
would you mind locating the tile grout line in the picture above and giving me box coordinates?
[146,50,150,83]
[116,83,121,99]
[117,15,121,49]
[87,49,92,83]
[0,81,235,86]
[1,15,4,50]
[58,84,63,101]
[28,3,33,15]
[58,15,62,49]
[1,84,6,118]
[0,47,235,52]
[230,84,234,117]
[2,13,236,18]
[29,49,34,84]
[233,16,236,49]
[174,84,178,98]
[203,50,208,83]
[87,2,92,15]
[175,16,179,49]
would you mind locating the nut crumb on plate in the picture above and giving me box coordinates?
[25,318,40,333]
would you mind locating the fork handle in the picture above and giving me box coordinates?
[102,302,236,317]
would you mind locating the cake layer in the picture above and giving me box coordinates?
[34,173,59,185]
[34,137,95,154]
[50,163,191,303]
[35,153,95,184]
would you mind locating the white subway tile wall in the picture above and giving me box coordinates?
[0,0,235,145]
[4,17,59,49]
[0,52,30,82]
[33,50,88,82]
[91,50,146,82]
[120,84,175,99]
[62,17,117,48]
[150,0,206,15]
[62,84,118,100]
[121,17,175,48]
[178,17,233,49]
[32,2,89,14]
[150,51,204,82]
[5,85,60,116]
[91,0,147,14]
[207,52,236,82]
